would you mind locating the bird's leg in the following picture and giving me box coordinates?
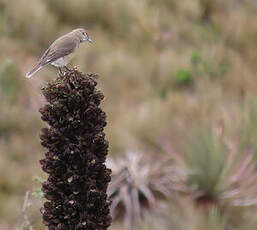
[64,66,72,72]
[58,67,64,75]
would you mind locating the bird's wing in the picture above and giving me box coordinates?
[40,38,78,65]
[39,47,51,63]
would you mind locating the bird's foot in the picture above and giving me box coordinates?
[64,66,72,72]
[58,67,64,76]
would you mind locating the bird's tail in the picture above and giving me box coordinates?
[25,63,43,78]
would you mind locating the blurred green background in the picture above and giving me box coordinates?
[1,0,257,229]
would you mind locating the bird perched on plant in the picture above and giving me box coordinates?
[25,28,92,78]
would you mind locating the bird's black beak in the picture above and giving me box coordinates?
[87,37,93,43]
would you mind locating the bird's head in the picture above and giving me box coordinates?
[73,28,93,43]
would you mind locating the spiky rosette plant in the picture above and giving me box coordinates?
[183,128,257,208]
[107,151,187,228]
[39,69,112,230]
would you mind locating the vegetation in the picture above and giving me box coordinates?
[0,0,257,229]
[107,152,186,228]
[39,69,111,230]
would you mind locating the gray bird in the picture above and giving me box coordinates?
[25,28,92,78]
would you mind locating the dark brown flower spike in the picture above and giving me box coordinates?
[39,69,112,230]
